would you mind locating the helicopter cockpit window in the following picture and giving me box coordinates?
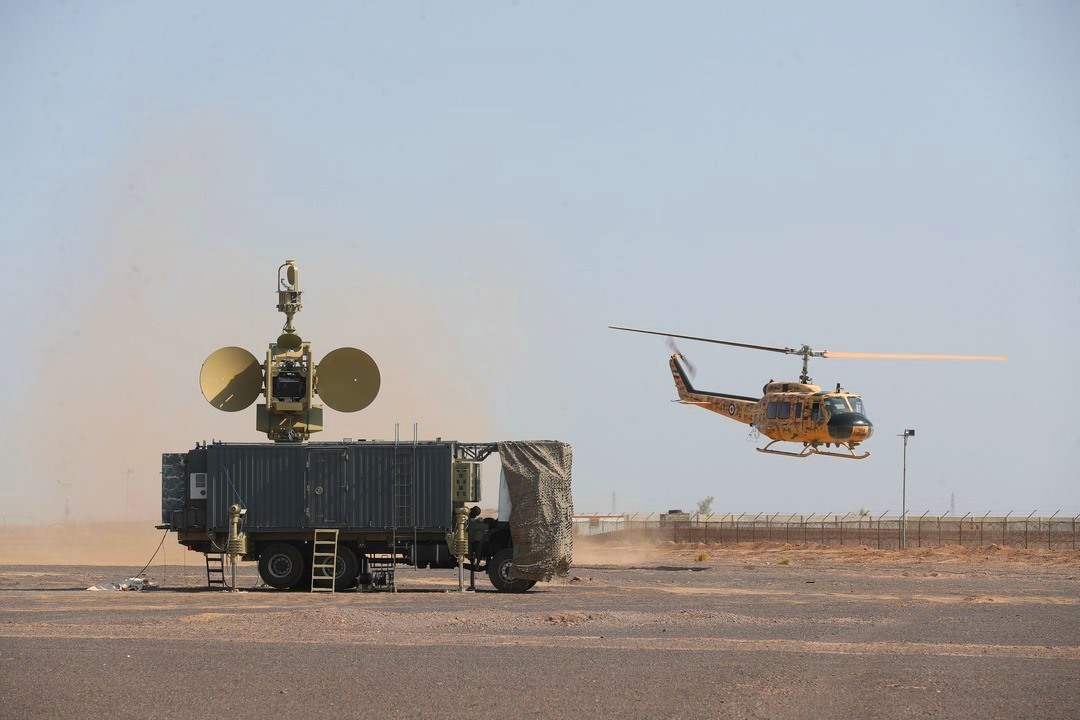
[824,397,850,415]
[848,397,865,414]
[777,401,791,419]
[766,402,777,419]
[810,401,821,421]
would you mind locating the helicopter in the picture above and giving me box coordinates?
[609,326,1006,460]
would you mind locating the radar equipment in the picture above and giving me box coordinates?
[226,504,247,592]
[199,260,382,442]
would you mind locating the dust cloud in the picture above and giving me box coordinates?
[0,522,181,567]
[6,114,511,536]
[571,542,662,566]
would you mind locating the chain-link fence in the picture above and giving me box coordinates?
[573,513,1080,550]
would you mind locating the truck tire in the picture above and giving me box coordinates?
[487,549,536,593]
[313,544,360,590]
[258,543,304,589]
[290,552,312,591]
[337,545,361,590]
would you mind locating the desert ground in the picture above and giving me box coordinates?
[0,523,1078,719]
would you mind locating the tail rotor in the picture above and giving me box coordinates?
[666,337,697,378]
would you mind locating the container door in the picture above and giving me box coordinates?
[306,448,348,527]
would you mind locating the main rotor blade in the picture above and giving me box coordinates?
[824,351,1008,361]
[609,326,793,355]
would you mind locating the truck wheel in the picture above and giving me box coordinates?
[258,543,304,589]
[487,549,535,593]
[313,545,360,590]
[290,552,312,591]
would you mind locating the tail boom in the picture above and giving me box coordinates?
[669,355,758,425]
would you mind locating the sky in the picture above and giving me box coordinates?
[1,1,1078,526]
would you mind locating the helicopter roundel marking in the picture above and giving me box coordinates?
[728,403,736,416]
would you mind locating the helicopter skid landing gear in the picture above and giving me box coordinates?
[756,440,814,458]
[812,444,870,460]
[756,440,870,460]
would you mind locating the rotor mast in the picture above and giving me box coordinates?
[793,345,825,384]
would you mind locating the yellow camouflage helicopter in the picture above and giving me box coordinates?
[610,326,1006,460]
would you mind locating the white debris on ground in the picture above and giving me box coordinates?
[87,576,158,591]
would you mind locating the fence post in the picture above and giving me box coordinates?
[877,510,889,550]
[1002,511,1012,546]
[735,512,746,544]
[1023,510,1036,549]
[1047,510,1059,550]
[959,512,970,546]
[979,511,992,547]
[918,511,929,548]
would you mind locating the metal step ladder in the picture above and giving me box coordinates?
[311,529,339,593]
[392,423,418,588]
[205,553,227,589]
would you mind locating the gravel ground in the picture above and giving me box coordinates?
[1,544,1077,719]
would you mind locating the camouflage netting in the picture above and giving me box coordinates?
[161,453,186,525]
[496,441,574,581]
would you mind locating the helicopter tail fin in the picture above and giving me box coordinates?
[669,354,698,401]
[668,353,760,405]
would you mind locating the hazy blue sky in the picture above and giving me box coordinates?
[2,2,1077,524]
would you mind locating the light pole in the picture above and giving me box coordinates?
[898,429,915,549]
[57,480,71,524]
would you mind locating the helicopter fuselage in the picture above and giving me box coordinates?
[669,354,874,457]
[610,324,1000,461]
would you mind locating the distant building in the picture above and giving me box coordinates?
[659,509,691,524]
[572,514,627,536]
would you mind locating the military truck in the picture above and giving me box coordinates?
[159,439,572,592]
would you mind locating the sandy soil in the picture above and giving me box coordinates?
[574,538,1080,568]
[4,522,1077,570]
[1,531,1078,719]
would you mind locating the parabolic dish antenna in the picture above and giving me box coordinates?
[200,346,263,412]
[316,347,381,412]
[276,333,303,350]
